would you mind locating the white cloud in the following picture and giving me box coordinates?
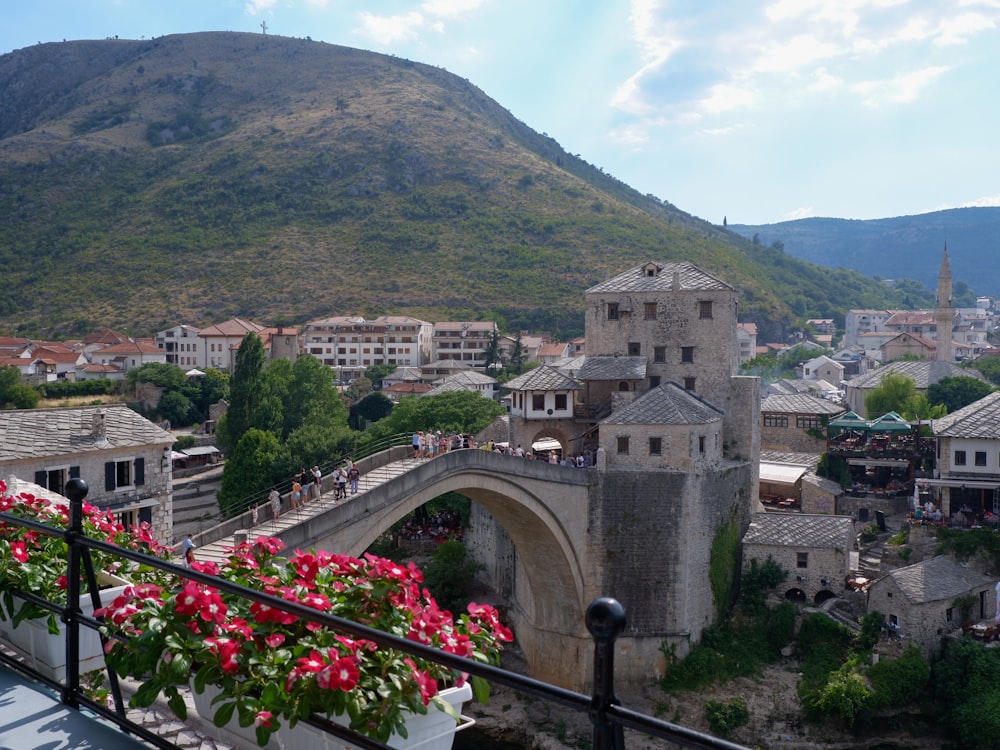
[783,206,816,220]
[244,0,277,16]
[933,12,997,44]
[699,83,756,114]
[356,11,426,46]
[421,0,487,18]
[852,65,949,106]
[752,34,844,74]
[807,66,843,91]
[930,194,1000,211]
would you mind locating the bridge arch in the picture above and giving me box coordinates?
[342,467,587,633]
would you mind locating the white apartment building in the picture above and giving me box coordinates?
[432,321,498,368]
[301,315,433,383]
[155,325,202,368]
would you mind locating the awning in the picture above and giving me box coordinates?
[829,411,868,429]
[760,462,808,485]
[869,411,912,432]
[917,478,1000,489]
[847,458,910,468]
[532,438,561,452]
[185,369,206,377]
[179,445,221,457]
[171,451,188,460]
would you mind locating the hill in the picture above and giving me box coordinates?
[0,32,930,341]
[730,208,1000,299]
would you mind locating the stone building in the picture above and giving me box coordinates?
[470,260,760,670]
[0,405,174,543]
[867,555,996,656]
[742,512,855,604]
[760,393,845,453]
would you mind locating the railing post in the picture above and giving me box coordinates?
[587,597,627,750]
[63,477,88,708]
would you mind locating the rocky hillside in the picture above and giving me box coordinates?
[0,32,923,340]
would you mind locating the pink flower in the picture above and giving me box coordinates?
[318,656,360,692]
[404,658,438,705]
[255,711,274,728]
[264,633,285,648]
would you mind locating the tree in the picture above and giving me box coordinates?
[864,372,916,418]
[0,365,39,409]
[927,375,994,414]
[483,327,502,372]
[216,332,268,453]
[364,363,397,390]
[352,391,394,428]
[421,540,484,614]
[366,391,505,440]
[216,428,284,517]
[968,357,1000,386]
[157,390,198,426]
[510,332,525,374]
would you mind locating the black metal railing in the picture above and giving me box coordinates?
[0,478,750,750]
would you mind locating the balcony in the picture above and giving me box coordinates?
[0,486,749,750]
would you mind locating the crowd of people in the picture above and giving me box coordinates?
[398,509,463,543]
[410,430,594,467]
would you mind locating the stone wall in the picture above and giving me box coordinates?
[761,424,826,454]
[744,542,850,602]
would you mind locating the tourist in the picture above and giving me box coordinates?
[290,478,302,510]
[268,486,281,519]
[347,463,361,495]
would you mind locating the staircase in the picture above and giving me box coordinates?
[190,456,426,566]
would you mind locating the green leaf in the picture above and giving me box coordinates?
[166,689,188,719]
[471,675,491,704]
[213,701,236,728]
[133,679,163,708]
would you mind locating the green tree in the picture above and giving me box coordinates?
[364,363,397,389]
[157,390,198,426]
[216,332,269,453]
[369,391,504,439]
[967,357,1000,386]
[864,371,916,418]
[351,391,394,429]
[421,540,484,614]
[217,428,284,517]
[927,375,994,414]
[484,327,502,373]
[510,332,525,374]
[0,366,39,409]
[188,368,229,418]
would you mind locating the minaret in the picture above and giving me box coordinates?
[934,245,953,363]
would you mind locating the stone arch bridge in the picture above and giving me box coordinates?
[196,445,754,690]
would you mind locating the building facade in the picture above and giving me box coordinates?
[301,315,433,383]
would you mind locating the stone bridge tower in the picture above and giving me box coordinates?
[470,261,760,684]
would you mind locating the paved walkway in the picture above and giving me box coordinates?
[192,456,428,566]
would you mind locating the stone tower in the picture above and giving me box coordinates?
[935,246,954,363]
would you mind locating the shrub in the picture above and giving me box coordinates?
[704,697,749,737]
[867,645,930,710]
[808,664,871,728]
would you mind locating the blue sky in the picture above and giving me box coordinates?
[3,0,1000,225]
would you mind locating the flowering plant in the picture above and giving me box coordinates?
[99,535,513,747]
[0,479,171,631]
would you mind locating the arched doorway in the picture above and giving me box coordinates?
[784,588,807,603]
[814,590,837,605]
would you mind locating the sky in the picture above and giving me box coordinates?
[3,0,1000,225]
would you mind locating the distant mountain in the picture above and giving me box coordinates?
[730,208,1000,298]
[0,32,932,341]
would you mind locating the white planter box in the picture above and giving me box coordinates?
[0,573,127,682]
[191,680,474,750]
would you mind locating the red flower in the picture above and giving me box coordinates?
[10,540,28,563]
[404,658,438,705]
[318,655,360,692]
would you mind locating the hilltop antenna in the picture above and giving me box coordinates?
[260,21,268,35]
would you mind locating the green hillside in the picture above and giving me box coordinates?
[0,32,924,341]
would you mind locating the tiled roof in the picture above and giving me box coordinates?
[586,261,735,294]
[600,382,722,425]
[199,318,266,337]
[577,356,647,381]
[0,405,173,462]
[551,355,587,378]
[437,371,496,387]
[741,512,854,549]
[801,473,845,495]
[845,360,986,390]
[761,394,846,416]
[885,310,935,326]
[932,391,1000,438]
[880,555,994,604]
[503,365,581,392]
[760,451,821,469]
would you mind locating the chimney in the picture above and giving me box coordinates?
[91,410,106,438]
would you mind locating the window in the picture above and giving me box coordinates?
[955,450,967,466]
[617,436,629,455]
[947,607,954,622]
[796,415,821,429]
[532,394,545,411]
[698,435,706,453]
[764,414,789,427]
[644,302,657,320]
[555,393,568,410]
[698,300,713,319]
[649,437,662,455]
[976,451,987,467]
[649,376,661,388]
[627,342,641,356]
[681,346,694,363]
[105,458,144,492]
[797,552,808,569]
[34,466,79,496]
[683,377,696,391]
[607,302,619,320]
[653,346,666,363]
